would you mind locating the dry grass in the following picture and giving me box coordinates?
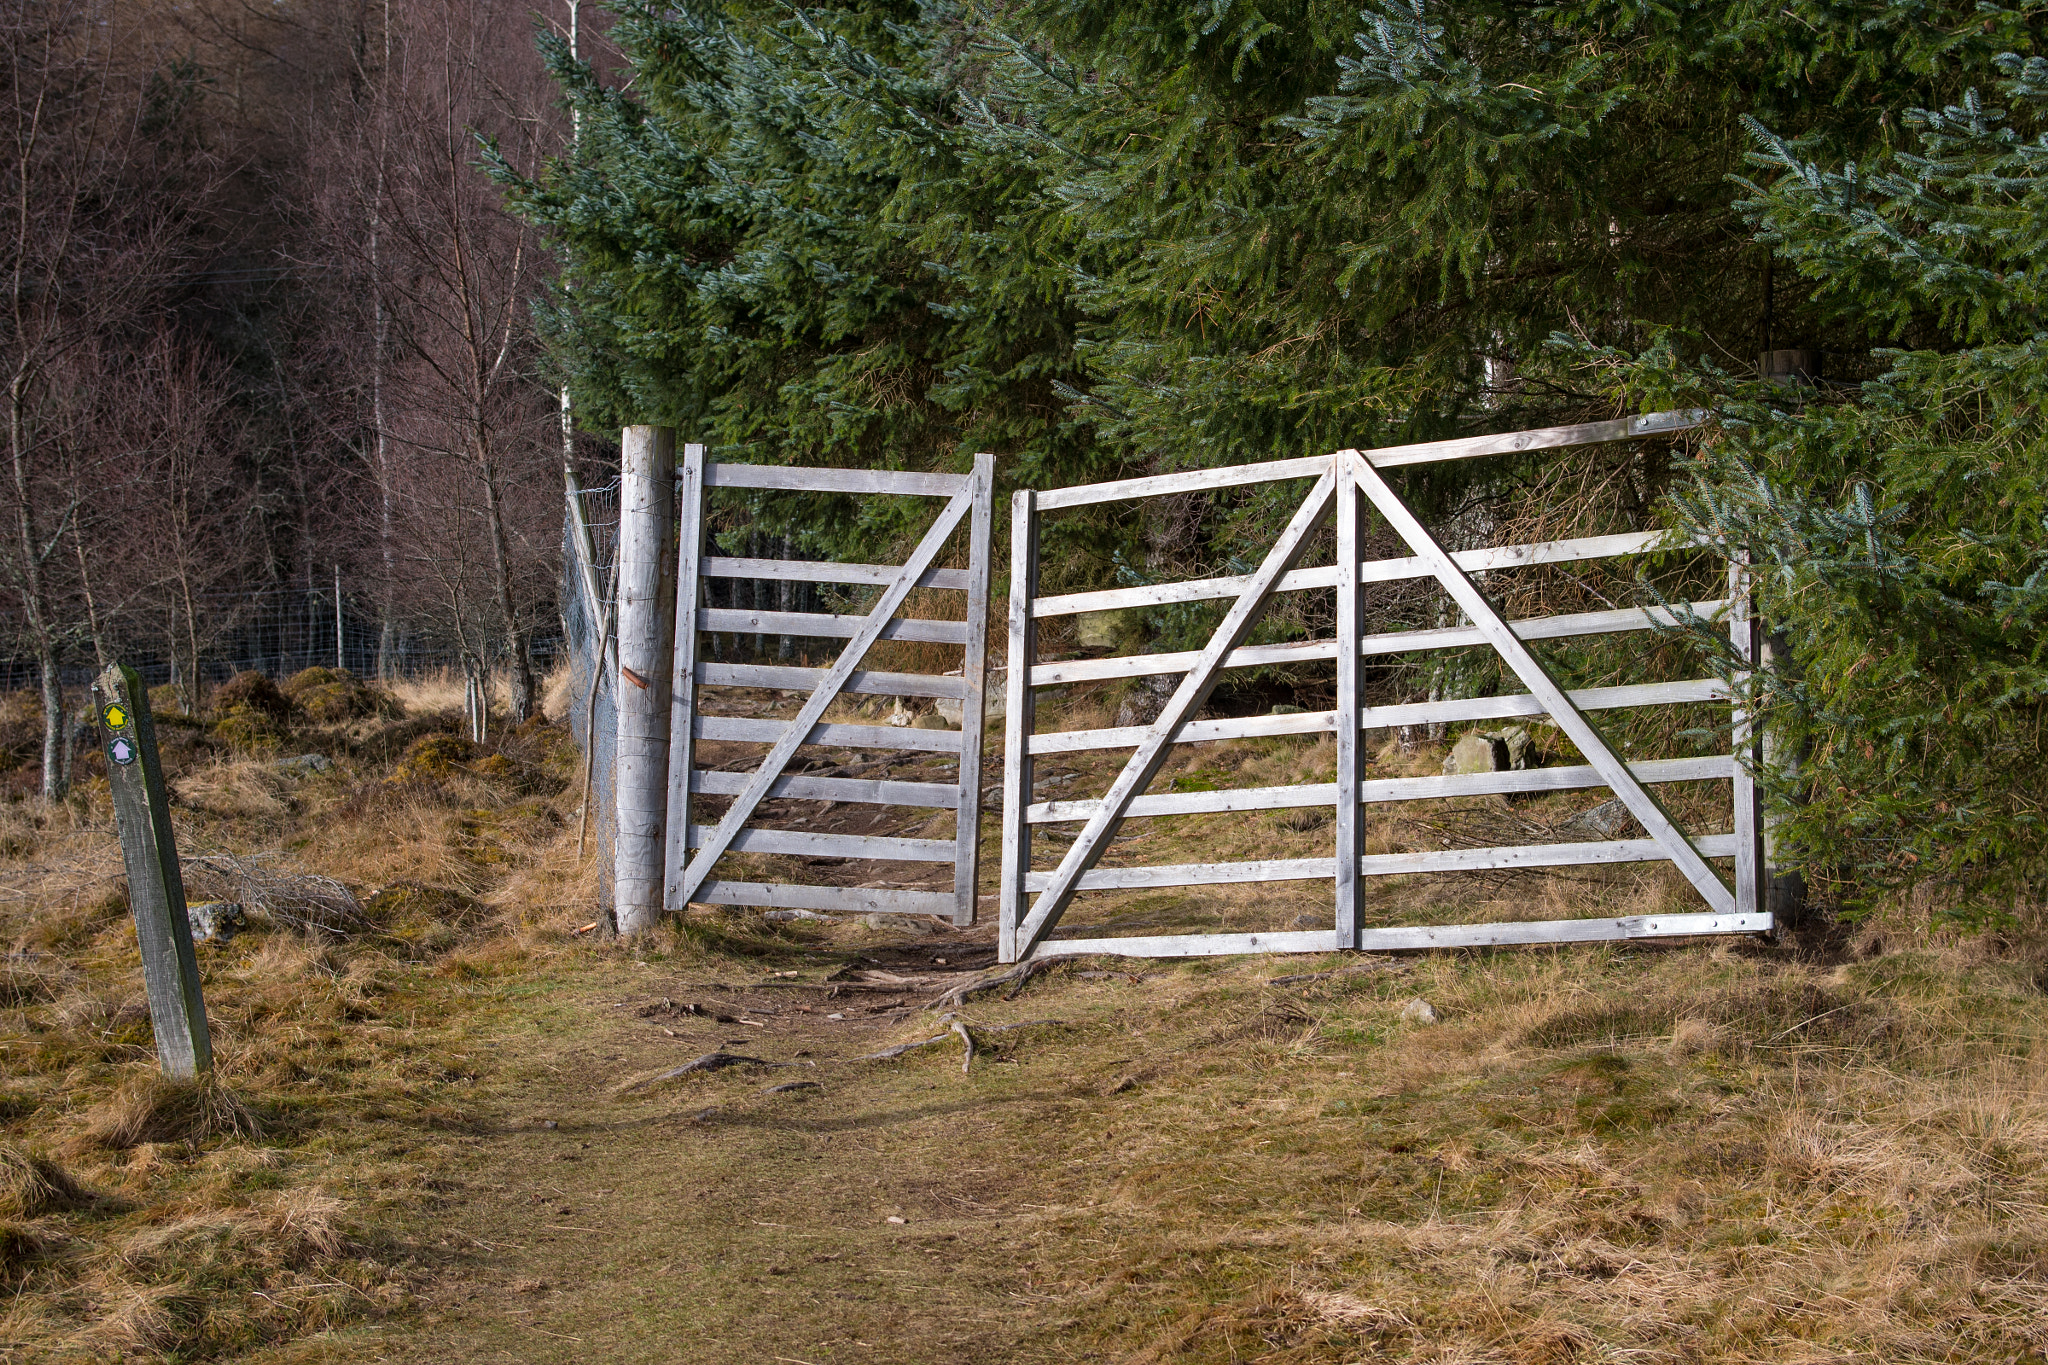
[0,1145,85,1219]
[0,677,2044,1362]
[74,1070,263,1150]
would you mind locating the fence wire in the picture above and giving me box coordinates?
[564,480,619,920]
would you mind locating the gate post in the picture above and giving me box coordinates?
[616,425,676,934]
[1333,455,1364,949]
[664,443,706,912]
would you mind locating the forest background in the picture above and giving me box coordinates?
[6,0,2046,920]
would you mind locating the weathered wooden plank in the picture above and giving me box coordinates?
[663,443,707,914]
[1359,832,1739,877]
[1362,679,1728,729]
[694,715,963,753]
[1334,468,1364,948]
[1364,409,1705,470]
[1028,679,1728,756]
[1361,755,1734,803]
[676,484,976,907]
[1351,451,1735,913]
[1021,856,1334,892]
[1024,758,1730,823]
[685,826,956,862]
[1028,412,1700,513]
[953,453,996,926]
[1029,782,1337,824]
[1031,638,1338,686]
[691,767,959,809]
[1034,565,1339,619]
[1035,454,1332,511]
[998,489,1040,963]
[701,556,973,591]
[1358,602,1729,660]
[1355,909,1770,952]
[1031,709,1338,755]
[704,464,968,497]
[615,425,676,935]
[1026,910,1760,960]
[1013,466,1339,960]
[697,608,969,645]
[93,664,212,1078]
[693,881,960,915]
[1030,929,1341,960]
[696,662,967,699]
[1729,559,1764,926]
[1032,530,1690,620]
[1025,602,1727,686]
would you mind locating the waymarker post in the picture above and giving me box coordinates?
[92,663,212,1078]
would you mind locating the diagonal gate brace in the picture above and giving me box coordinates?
[1014,464,1340,958]
[674,485,975,908]
[1345,450,1734,915]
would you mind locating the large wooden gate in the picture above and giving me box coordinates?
[666,452,995,925]
[998,413,1766,962]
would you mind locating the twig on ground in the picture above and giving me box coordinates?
[613,1052,767,1092]
[951,1020,976,1073]
[857,1018,1065,1066]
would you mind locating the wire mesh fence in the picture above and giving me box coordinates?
[0,578,568,695]
[563,478,619,919]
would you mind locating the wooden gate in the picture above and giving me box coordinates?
[666,451,995,925]
[998,413,1767,962]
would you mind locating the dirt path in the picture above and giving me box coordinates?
[336,940,1112,1364]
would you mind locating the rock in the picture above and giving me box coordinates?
[1442,731,1506,775]
[933,697,964,727]
[1075,608,1144,652]
[886,701,913,728]
[1399,997,1440,1025]
[1492,725,1535,771]
[275,752,333,776]
[911,710,956,731]
[1560,797,1636,839]
[1114,675,1175,728]
[1270,703,1307,715]
[186,901,246,944]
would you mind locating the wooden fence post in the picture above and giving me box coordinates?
[92,663,212,1079]
[615,425,676,934]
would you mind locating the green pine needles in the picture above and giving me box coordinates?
[502,0,2048,915]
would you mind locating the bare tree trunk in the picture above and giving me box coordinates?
[71,513,105,669]
[9,375,65,800]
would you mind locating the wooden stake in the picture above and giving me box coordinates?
[92,663,211,1079]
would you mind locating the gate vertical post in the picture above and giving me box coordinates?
[1729,559,1764,922]
[1333,453,1364,949]
[997,489,1039,963]
[952,453,996,926]
[616,424,676,935]
[665,443,707,913]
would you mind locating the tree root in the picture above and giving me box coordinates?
[924,957,1064,1010]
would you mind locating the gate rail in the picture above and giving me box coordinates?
[999,412,1765,962]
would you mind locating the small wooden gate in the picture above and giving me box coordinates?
[666,451,995,925]
[998,413,1766,962]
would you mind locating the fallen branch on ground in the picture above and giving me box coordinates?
[856,1018,1065,1068]
[613,1052,767,1092]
